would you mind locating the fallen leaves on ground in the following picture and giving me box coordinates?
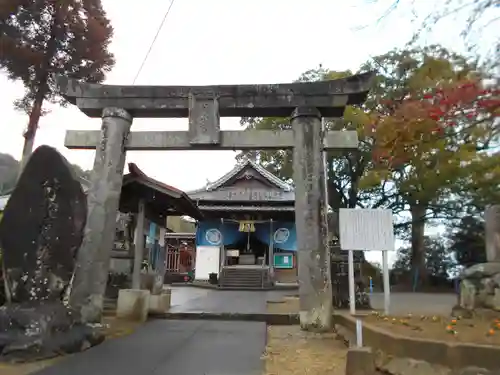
[263,325,347,375]
[365,311,500,346]
[266,296,500,346]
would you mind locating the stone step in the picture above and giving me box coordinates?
[220,278,265,283]
[222,268,267,274]
[222,271,264,275]
[221,269,268,273]
[221,274,269,278]
[220,279,271,287]
[221,277,267,283]
[218,286,273,290]
[222,274,265,279]
[221,275,263,280]
[219,268,271,290]
[221,282,269,286]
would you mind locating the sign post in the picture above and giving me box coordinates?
[338,208,395,316]
[348,248,356,315]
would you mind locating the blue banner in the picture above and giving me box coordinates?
[196,221,246,247]
[148,222,156,244]
[254,221,297,251]
[196,220,297,251]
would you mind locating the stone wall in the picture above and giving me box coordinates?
[457,205,500,317]
[459,263,500,313]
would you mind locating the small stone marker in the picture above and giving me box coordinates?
[485,205,500,263]
[0,145,86,303]
[345,347,376,375]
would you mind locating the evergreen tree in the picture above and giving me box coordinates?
[0,0,115,170]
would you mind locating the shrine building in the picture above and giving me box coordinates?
[187,159,297,289]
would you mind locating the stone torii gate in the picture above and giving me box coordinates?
[56,72,374,329]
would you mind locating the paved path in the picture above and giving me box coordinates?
[34,287,285,375]
[33,287,457,375]
[35,320,265,375]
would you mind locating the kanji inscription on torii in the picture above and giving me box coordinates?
[56,72,375,331]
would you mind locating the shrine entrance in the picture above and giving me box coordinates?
[187,158,297,286]
[225,233,266,266]
[57,72,374,329]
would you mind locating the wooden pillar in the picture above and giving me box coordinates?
[132,199,146,289]
[268,219,274,275]
[153,226,167,295]
[292,106,333,332]
[220,218,226,273]
[70,107,133,323]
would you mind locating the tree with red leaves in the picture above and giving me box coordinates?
[0,0,115,171]
[238,46,497,288]
[363,51,499,286]
[372,79,499,171]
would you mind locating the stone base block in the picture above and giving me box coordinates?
[0,302,104,363]
[149,289,171,314]
[345,347,376,375]
[116,289,150,322]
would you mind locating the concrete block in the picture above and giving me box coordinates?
[345,347,376,375]
[149,289,172,315]
[116,289,150,322]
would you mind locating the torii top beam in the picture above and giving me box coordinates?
[55,72,375,118]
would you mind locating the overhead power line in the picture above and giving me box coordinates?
[132,0,177,84]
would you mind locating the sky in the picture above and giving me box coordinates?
[0,0,497,268]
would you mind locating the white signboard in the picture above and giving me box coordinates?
[194,246,221,281]
[159,227,166,247]
[339,208,395,251]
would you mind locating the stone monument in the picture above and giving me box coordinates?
[456,205,500,316]
[0,146,103,362]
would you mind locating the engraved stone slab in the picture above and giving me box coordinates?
[0,145,87,303]
[188,94,220,145]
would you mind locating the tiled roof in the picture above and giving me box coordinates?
[123,163,203,220]
[125,163,185,197]
[203,159,293,192]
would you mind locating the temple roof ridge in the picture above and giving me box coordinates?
[203,158,292,192]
